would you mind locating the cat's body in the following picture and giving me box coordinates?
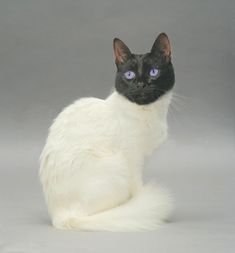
[40,33,175,231]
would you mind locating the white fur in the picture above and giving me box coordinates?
[39,91,173,231]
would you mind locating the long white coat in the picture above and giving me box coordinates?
[39,91,173,231]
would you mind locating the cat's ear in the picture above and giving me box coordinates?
[113,38,132,65]
[151,33,171,61]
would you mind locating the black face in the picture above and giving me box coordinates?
[113,33,175,105]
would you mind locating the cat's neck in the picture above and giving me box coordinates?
[106,90,172,120]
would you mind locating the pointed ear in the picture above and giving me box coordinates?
[113,38,132,65]
[151,33,171,61]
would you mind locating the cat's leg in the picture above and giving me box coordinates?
[128,157,144,195]
[130,170,143,195]
[51,150,132,230]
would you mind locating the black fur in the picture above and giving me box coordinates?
[114,34,175,105]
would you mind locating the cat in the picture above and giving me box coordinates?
[39,33,175,231]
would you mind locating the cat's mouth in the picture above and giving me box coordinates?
[123,85,164,105]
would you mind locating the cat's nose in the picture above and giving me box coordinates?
[138,82,147,87]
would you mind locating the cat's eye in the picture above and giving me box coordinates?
[149,68,159,77]
[124,71,135,80]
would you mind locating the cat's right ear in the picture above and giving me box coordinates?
[113,38,132,65]
[151,33,171,62]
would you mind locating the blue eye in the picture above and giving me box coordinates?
[149,68,159,77]
[124,71,135,80]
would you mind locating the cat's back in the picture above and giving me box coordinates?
[53,97,106,128]
[45,96,115,148]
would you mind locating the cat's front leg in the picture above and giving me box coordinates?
[126,157,144,195]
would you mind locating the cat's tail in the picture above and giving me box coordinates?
[54,183,173,231]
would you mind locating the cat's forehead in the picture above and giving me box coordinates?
[131,53,156,66]
[118,53,158,71]
[133,53,148,63]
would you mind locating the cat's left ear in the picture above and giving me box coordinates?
[113,38,132,65]
[151,33,171,62]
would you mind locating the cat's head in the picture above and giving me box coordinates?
[113,33,175,105]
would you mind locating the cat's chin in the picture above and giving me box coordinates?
[118,89,170,106]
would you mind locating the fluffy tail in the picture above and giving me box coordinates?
[56,183,173,232]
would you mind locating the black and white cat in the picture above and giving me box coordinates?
[40,33,175,231]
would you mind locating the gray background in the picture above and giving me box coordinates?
[0,0,234,252]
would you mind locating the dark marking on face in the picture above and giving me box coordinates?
[113,33,175,105]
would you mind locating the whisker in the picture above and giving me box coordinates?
[171,92,192,100]
[171,94,192,115]
[168,102,181,127]
[123,87,192,117]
